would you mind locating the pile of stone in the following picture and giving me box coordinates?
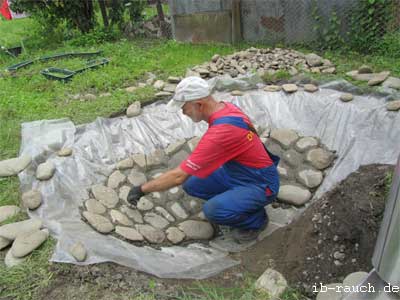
[0,216,49,267]
[264,128,336,207]
[124,15,172,39]
[80,136,215,246]
[185,48,336,80]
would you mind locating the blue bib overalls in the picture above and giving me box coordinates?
[182,116,280,230]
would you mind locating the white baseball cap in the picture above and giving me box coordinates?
[167,76,211,109]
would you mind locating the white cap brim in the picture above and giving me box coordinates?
[167,98,185,110]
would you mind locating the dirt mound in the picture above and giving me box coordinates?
[239,164,393,297]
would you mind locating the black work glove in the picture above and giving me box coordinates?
[127,185,145,207]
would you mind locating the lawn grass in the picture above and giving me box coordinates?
[1,14,400,300]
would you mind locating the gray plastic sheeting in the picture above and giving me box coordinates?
[18,75,400,279]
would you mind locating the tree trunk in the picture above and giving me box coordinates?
[98,0,109,28]
[155,0,165,23]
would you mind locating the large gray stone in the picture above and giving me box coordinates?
[165,139,186,156]
[153,80,165,90]
[278,185,312,206]
[168,149,189,168]
[368,71,390,86]
[282,149,303,168]
[126,101,141,117]
[0,236,12,250]
[110,210,133,226]
[358,65,373,74]
[85,198,106,215]
[295,137,318,152]
[304,84,318,92]
[146,149,167,169]
[57,148,73,157]
[132,154,147,169]
[69,241,87,262]
[386,100,400,111]
[143,212,169,229]
[187,136,201,151]
[119,185,130,203]
[5,249,27,268]
[163,83,177,93]
[298,169,323,188]
[83,211,114,233]
[382,77,400,90]
[127,170,147,186]
[91,184,119,208]
[264,85,281,92]
[135,224,165,243]
[166,227,186,244]
[155,206,175,222]
[346,70,375,82]
[340,93,354,102]
[0,205,20,223]
[0,155,31,177]
[0,218,42,240]
[305,53,323,67]
[306,148,333,170]
[255,268,288,299]
[120,205,143,223]
[167,186,184,201]
[137,196,154,211]
[170,202,189,219]
[343,271,368,290]
[115,226,144,241]
[116,158,134,170]
[22,190,42,210]
[178,220,214,240]
[36,161,56,180]
[282,84,298,93]
[107,170,126,189]
[11,229,48,258]
[270,129,299,149]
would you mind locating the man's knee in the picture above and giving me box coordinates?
[182,177,196,196]
[203,200,220,222]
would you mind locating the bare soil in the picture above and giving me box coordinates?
[38,164,393,300]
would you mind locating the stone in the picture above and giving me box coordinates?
[343,271,368,289]
[333,251,345,260]
[155,91,173,98]
[382,77,400,90]
[305,53,323,67]
[167,76,181,83]
[83,93,96,101]
[11,229,48,258]
[322,67,336,74]
[36,161,56,180]
[386,100,400,111]
[82,212,114,233]
[255,268,288,299]
[295,137,318,152]
[165,139,186,156]
[282,149,303,167]
[91,184,119,208]
[57,148,73,157]
[119,185,130,203]
[135,224,165,243]
[0,155,32,177]
[231,90,244,96]
[115,226,144,241]
[282,84,298,93]
[137,196,154,211]
[126,101,141,117]
[163,83,177,93]
[0,218,42,240]
[264,85,281,92]
[270,129,299,149]
[155,206,175,222]
[211,54,220,62]
[196,68,210,76]
[316,283,343,300]
[137,83,147,88]
[178,220,214,240]
[340,93,354,102]
[132,153,147,169]
[358,65,373,74]
[168,150,189,169]
[307,148,333,170]
[125,86,137,93]
[110,210,133,226]
[167,186,184,201]
[69,242,87,262]
[0,205,20,222]
[368,71,390,86]
[304,84,318,92]
[278,185,312,206]
[5,249,27,268]
[170,202,189,219]
[187,136,201,151]
[146,149,167,169]
[85,199,106,215]
[153,80,165,90]
[120,205,143,223]
[185,69,201,78]
[197,211,207,221]
[346,70,376,82]
[22,190,42,210]
[166,227,186,244]
[116,157,134,170]
[298,169,323,188]
[128,170,147,186]
[277,166,288,178]
[0,236,12,250]
[99,92,112,97]
[143,212,169,229]
[107,170,126,189]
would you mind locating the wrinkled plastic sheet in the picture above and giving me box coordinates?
[18,74,400,279]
